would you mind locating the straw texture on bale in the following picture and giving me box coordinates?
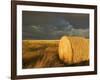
[59,36,73,64]
[59,36,89,64]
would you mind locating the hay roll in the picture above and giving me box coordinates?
[59,36,89,64]
[59,36,73,64]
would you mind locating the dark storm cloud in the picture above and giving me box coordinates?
[22,11,89,40]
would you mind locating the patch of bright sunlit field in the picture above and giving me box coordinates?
[22,38,89,69]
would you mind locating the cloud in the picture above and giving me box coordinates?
[49,25,89,38]
[23,24,89,39]
[68,28,89,38]
[23,21,89,40]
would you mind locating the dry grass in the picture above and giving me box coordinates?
[22,40,64,68]
[59,36,73,64]
[68,36,89,64]
[22,38,89,69]
[59,36,89,64]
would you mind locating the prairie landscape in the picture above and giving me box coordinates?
[22,36,89,69]
[22,11,90,69]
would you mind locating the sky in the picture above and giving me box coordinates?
[22,11,89,40]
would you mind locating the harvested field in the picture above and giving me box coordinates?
[22,37,89,69]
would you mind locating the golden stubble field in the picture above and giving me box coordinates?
[22,36,89,69]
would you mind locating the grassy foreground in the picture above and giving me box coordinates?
[22,40,89,69]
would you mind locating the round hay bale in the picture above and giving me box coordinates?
[59,36,73,64]
[59,36,89,64]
